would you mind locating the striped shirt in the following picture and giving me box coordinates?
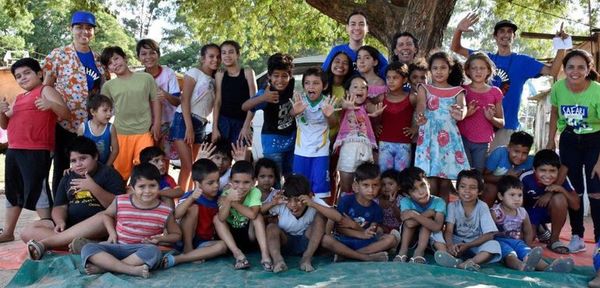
[115,194,172,244]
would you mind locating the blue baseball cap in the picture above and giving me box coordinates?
[71,11,96,27]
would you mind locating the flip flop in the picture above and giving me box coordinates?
[160,254,176,269]
[410,255,427,264]
[463,260,481,272]
[393,254,408,263]
[548,241,570,254]
[545,258,574,273]
[522,247,543,272]
[261,260,273,272]
[27,239,45,260]
[434,251,461,268]
[234,257,250,270]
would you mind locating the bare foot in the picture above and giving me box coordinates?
[367,252,389,262]
[299,260,314,272]
[134,264,150,278]
[84,263,105,275]
[0,232,15,243]
[273,261,287,273]
[589,276,600,288]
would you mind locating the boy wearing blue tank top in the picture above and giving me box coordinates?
[78,94,118,166]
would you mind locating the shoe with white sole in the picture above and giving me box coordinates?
[567,235,586,253]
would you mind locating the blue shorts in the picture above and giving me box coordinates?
[335,235,377,250]
[594,242,600,271]
[81,243,162,269]
[283,233,309,256]
[169,112,208,143]
[496,237,531,260]
[173,237,217,252]
[217,115,245,143]
[292,155,330,198]
[526,206,551,226]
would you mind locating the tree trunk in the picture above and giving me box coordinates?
[306,0,457,59]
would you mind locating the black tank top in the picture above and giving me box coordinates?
[220,68,250,120]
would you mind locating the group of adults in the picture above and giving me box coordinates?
[0,9,598,260]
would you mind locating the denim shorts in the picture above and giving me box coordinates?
[169,112,208,143]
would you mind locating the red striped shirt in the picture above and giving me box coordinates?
[115,194,172,244]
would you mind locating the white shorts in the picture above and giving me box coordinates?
[337,142,373,173]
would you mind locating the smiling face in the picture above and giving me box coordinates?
[268,69,291,92]
[133,177,160,204]
[386,70,406,92]
[71,24,95,47]
[430,58,450,85]
[498,187,523,211]
[564,55,591,87]
[347,77,368,105]
[220,44,239,67]
[303,75,325,101]
[507,144,530,166]
[91,104,113,125]
[13,66,42,91]
[456,177,480,204]
[138,46,159,70]
[466,58,491,84]
[356,49,377,74]
[394,36,417,63]
[331,53,351,77]
[534,164,559,186]
[107,53,128,76]
[494,26,515,49]
[201,47,221,72]
[346,14,368,43]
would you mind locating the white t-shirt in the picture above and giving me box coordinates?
[269,196,328,236]
[294,94,329,157]
[219,168,231,191]
[154,65,181,124]
[176,68,214,122]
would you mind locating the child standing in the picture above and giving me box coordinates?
[213,40,257,143]
[414,51,470,202]
[520,149,580,254]
[458,52,504,172]
[170,44,220,190]
[321,163,397,262]
[378,62,416,172]
[334,75,385,197]
[0,58,70,243]
[291,67,336,198]
[492,175,574,272]
[213,161,272,270]
[242,53,296,176]
[394,167,446,263]
[100,46,161,181]
[137,39,181,163]
[434,169,501,271]
[356,46,386,98]
[163,159,227,267]
[78,94,118,166]
[375,169,403,234]
[80,163,181,278]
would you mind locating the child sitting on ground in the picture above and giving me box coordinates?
[394,167,445,264]
[434,169,502,271]
[321,163,397,262]
[520,149,580,254]
[140,146,183,208]
[213,161,272,270]
[78,94,118,166]
[80,163,181,278]
[375,169,403,234]
[162,159,227,267]
[266,174,338,273]
[492,175,574,272]
[255,158,280,204]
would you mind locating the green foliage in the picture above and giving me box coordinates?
[0,0,33,52]
[92,11,139,64]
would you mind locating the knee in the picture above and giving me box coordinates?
[266,223,280,235]
[550,193,568,210]
[321,234,334,248]
[404,219,418,229]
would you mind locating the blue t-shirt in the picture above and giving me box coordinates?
[322,44,388,79]
[82,120,111,164]
[468,50,544,130]
[179,190,222,205]
[76,50,101,93]
[400,195,446,216]
[485,146,534,176]
[337,194,383,228]
[520,170,576,208]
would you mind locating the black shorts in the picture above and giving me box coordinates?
[5,149,52,210]
[230,224,255,252]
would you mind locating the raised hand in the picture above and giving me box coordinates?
[198,142,216,159]
[292,91,307,115]
[556,22,568,40]
[321,96,336,118]
[263,83,280,103]
[465,100,479,118]
[342,94,359,110]
[450,104,464,121]
[368,102,386,117]
[231,140,247,161]
[191,187,203,200]
[457,12,479,32]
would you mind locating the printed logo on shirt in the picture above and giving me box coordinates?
[492,68,510,95]
[561,105,590,132]
[277,100,294,130]
[85,66,100,82]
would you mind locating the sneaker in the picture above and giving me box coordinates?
[567,235,586,253]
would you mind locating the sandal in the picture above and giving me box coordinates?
[521,247,543,272]
[537,224,551,243]
[261,260,273,272]
[434,251,461,268]
[409,255,427,264]
[27,239,45,260]
[234,257,250,270]
[160,254,176,269]
[548,241,570,254]
[463,260,481,272]
[393,254,408,263]
[545,258,574,273]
